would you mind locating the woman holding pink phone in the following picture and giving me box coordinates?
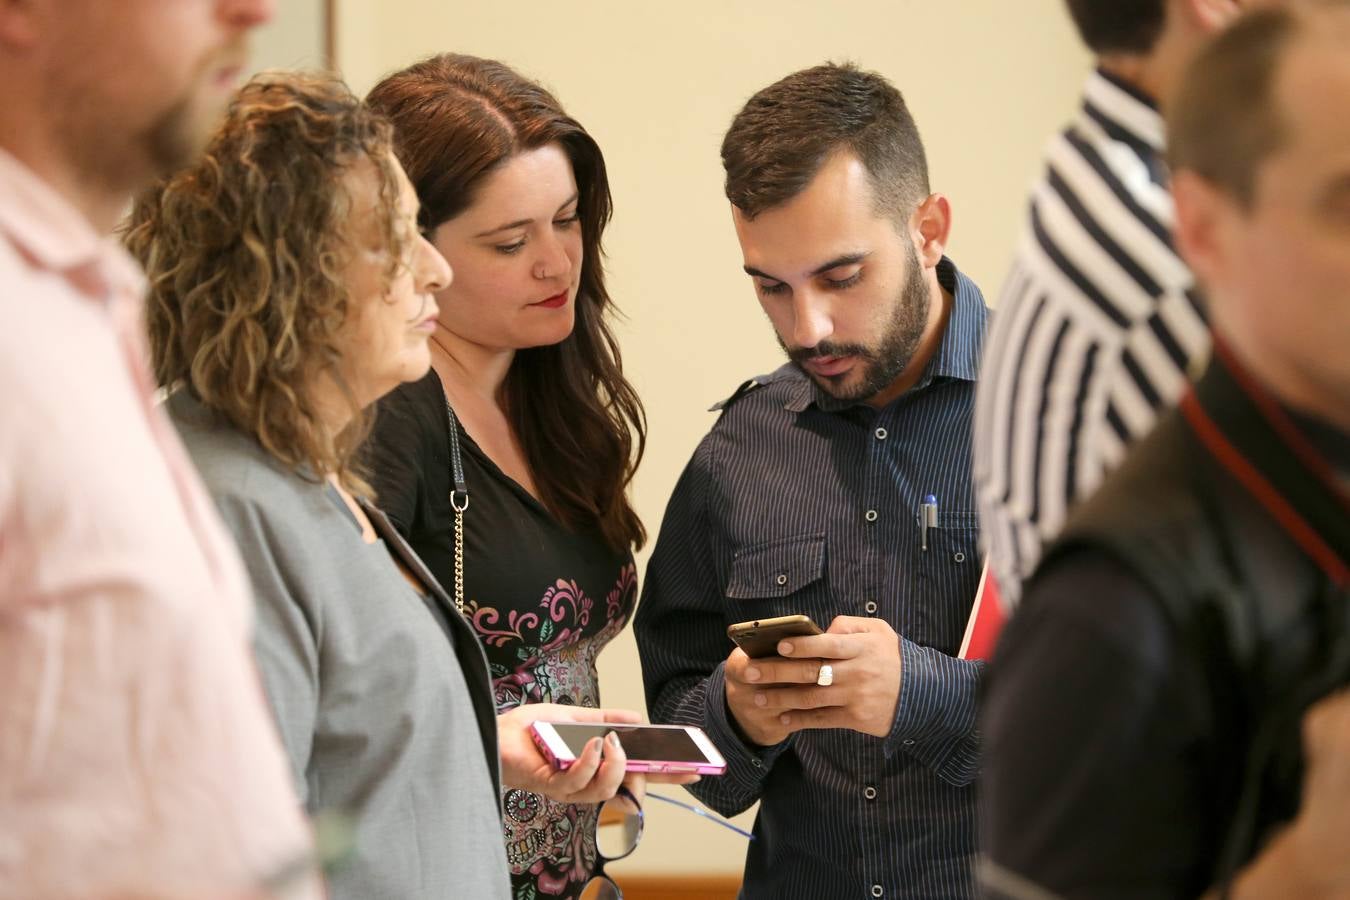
[363,55,692,899]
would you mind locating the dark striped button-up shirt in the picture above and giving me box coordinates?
[636,258,987,900]
[973,69,1209,609]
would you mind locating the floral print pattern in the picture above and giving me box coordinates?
[466,563,637,899]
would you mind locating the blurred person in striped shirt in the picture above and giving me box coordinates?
[973,0,1282,612]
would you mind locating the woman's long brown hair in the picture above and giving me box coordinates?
[367,54,646,552]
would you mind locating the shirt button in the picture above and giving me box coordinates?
[865,509,878,522]
[874,427,888,440]
[751,758,763,768]
[954,551,967,563]
[864,786,877,800]
[902,739,915,746]
[864,600,878,615]
[872,886,884,898]
[775,574,788,586]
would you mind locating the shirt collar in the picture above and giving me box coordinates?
[1080,67,1166,157]
[783,256,988,414]
[0,147,145,305]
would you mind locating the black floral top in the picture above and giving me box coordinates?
[365,370,635,900]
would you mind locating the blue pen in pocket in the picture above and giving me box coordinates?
[921,494,939,552]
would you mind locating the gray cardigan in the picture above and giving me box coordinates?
[168,392,509,900]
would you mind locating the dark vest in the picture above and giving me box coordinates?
[1038,343,1350,889]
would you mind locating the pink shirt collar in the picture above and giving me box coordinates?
[0,147,145,304]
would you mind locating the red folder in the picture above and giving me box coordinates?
[958,562,1005,660]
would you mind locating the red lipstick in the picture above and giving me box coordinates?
[531,291,569,309]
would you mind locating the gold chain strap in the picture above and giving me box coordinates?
[444,398,469,618]
[452,500,466,615]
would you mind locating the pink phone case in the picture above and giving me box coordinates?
[529,723,727,776]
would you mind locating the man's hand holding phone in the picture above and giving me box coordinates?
[724,615,822,746]
[725,647,800,746]
[726,615,904,742]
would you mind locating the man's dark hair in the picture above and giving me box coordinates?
[721,62,929,221]
[1064,0,1166,55]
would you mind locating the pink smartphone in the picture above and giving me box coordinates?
[529,721,728,776]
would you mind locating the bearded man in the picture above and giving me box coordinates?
[635,62,989,900]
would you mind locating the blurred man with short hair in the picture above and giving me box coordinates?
[982,4,1350,896]
[0,2,321,896]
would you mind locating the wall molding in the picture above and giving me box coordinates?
[613,873,741,899]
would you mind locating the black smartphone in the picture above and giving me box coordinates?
[726,614,824,658]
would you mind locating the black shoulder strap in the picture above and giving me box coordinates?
[443,401,468,509]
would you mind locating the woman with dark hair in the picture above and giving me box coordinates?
[125,71,644,900]
[364,55,670,898]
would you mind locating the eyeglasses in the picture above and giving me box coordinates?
[579,788,756,900]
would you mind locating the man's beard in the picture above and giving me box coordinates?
[144,48,245,178]
[74,44,243,194]
[782,243,931,403]
[143,93,208,177]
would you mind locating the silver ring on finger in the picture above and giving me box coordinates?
[816,663,834,687]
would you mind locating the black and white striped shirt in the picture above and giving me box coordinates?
[637,259,987,899]
[974,69,1209,608]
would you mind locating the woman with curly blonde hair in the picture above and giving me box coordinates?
[125,72,642,899]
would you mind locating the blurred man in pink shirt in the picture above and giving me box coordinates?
[0,2,321,897]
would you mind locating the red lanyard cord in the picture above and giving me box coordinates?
[1181,389,1349,588]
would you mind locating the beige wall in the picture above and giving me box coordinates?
[251,0,327,73]
[336,0,1090,876]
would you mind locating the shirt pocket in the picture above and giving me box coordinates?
[911,511,981,655]
[725,533,830,620]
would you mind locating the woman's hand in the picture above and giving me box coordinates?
[497,704,700,805]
